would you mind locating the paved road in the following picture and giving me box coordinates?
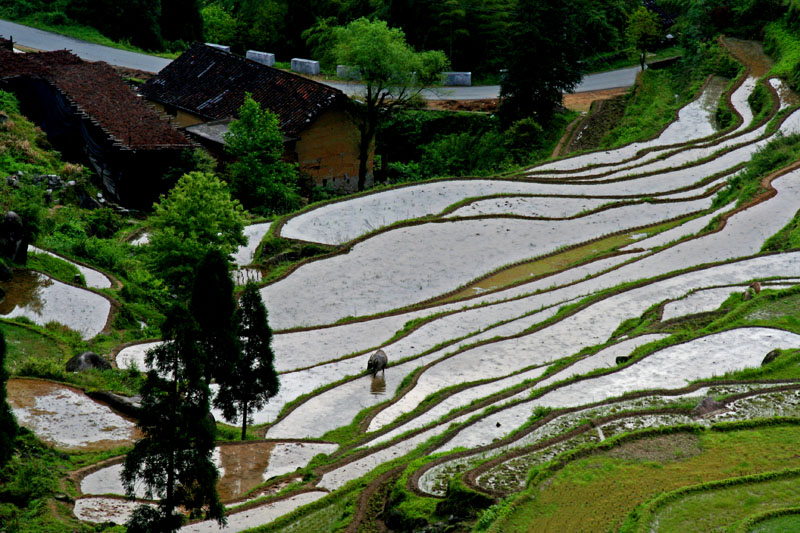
[322,65,640,100]
[1,17,640,99]
[0,18,171,72]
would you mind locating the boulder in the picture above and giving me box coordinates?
[762,349,781,366]
[66,351,112,372]
[692,396,726,416]
[0,211,29,264]
[87,390,142,417]
[615,355,632,365]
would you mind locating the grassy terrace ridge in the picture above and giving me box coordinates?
[6,19,800,532]
[487,422,800,532]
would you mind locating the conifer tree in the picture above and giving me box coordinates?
[0,329,18,467]
[122,305,224,532]
[215,282,280,440]
[189,248,240,385]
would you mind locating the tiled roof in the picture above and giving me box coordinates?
[141,43,346,137]
[0,49,191,149]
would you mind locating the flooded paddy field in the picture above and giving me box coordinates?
[0,270,110,339]
[26,41,800,531]
[6,378,139,451]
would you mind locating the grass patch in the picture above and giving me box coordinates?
[26,252,85,286]
[646,474,800,532]
[489,424,800,532]
[765,18,800,92]
[0,428,128,532]
[0,319,69,375]
[712,133,800,209]
[749,511,800,532]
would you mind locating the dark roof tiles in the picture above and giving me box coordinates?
[0,49,190,149]
[141,43,345,136]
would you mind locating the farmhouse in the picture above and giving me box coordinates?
[0,46,193,207]
[140,42,372,192]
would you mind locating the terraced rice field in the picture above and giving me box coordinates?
[8,42,800,530]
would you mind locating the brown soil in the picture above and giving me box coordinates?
[563,94,629,154]
[722,37,773,77]
[110,65,154,82]
[216,442,276,502]
[601,433,702,463]
[425,99,497,112]
[563,88,630,112]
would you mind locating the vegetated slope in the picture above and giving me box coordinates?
[7,36,800,532]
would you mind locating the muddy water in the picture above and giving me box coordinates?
[724,38,773,78]
[216,442,276,501]
[82,441,334,503]
[0,270,110,339]
[7,379,140,451]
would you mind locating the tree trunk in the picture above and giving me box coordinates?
[166,451,175,518]
[241,399,248,441]
[357,96,379,191]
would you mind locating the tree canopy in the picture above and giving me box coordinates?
[332,17,448,189]
[215,282,280,440]
[627,6,662,70]
[224,94,300,215]
[122,304,224,531]
[498,0,584,127]
[190,248,240,386]
[147,171,245,298]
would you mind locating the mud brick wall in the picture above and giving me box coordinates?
[296,109,373,192]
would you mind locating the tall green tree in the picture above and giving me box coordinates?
[332,18,448,190]
[224,94,300,215]
[498,0,584,127]
[0,330,17,467]
[215,282,279,440]
[190,249,240,386]
[627,6,662,70]
[147,171,245,298]
[122,305,224,532]
[161,0,204,44]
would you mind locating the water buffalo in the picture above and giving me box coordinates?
[367,349,388,377]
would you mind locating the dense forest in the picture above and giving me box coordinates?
[1,0,641,75]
